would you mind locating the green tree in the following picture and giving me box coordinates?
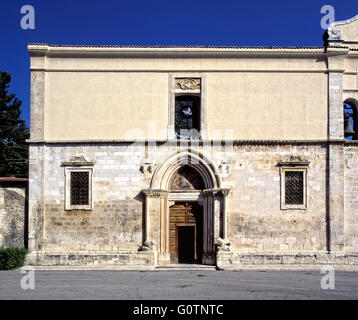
[0,72,29,177]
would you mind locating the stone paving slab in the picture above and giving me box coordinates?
[220,264,358,271]
[25,264,358,271]
[1,269,358,300]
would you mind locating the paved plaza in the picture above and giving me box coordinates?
[0,269,357,300]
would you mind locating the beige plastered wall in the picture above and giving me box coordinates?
[29,48,329,141]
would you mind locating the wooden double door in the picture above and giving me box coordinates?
[169,202,203,264]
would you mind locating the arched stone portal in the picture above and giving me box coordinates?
[169,166,204,264]
[142,150,230,266]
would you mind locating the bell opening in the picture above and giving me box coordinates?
[344,102,357,140]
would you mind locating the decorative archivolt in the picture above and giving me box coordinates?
[150,149,221,190]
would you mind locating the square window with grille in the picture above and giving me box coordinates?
[284,171,304,205]
[70,171,89,206]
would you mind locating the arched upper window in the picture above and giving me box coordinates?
[344,99,358,140]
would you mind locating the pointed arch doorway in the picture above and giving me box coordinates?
[168,165,204,264]
[142,150,230,266]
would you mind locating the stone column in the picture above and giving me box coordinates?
[220,188,231,239]
[327,143,345,251]
[30,71,45,141]
[156,190,170,265]
[28,144,45,252]
[202,189,217,265]
[141,189,170,266]
[142,189,150,244]
[27,66,46,257]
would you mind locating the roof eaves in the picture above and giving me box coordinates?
[28,43,325,50]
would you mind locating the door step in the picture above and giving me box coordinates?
[156,264,217,271]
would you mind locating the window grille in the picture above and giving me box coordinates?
[175,95,201,139]
[70,171,89,205]
[285,171,304,205]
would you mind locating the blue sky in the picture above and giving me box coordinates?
[0,0,357,127]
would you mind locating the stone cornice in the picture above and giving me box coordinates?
[278,156,310,167]
[27,139,349,146]
[28,43,329,72]
[28,43,325,53]
[343,140,358,146]
[28,44,327,70]
[142,188,230,198]
[30,68,330,73]
[61,156,95,167]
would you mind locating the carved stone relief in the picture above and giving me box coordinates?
[140,160,157,177]
[175,78,201,91]
[218,160,232,177]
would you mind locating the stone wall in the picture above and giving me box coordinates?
[226,144,327,253]
[0,181,27,248]
[29,144,147,254]
[344,145,358,253]
[27,142,358,266]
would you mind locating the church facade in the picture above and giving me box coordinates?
[27,15,358,267]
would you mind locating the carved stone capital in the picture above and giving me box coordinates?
[203,188,230,198]
[202,188,220,198]
[220,188,231,197]
[142,189,170,198]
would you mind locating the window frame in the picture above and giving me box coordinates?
[344,101,358,141]
[174,94,201,140]
[65,167,93,211]
[280,167,308,210]
[168,74,208,140]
